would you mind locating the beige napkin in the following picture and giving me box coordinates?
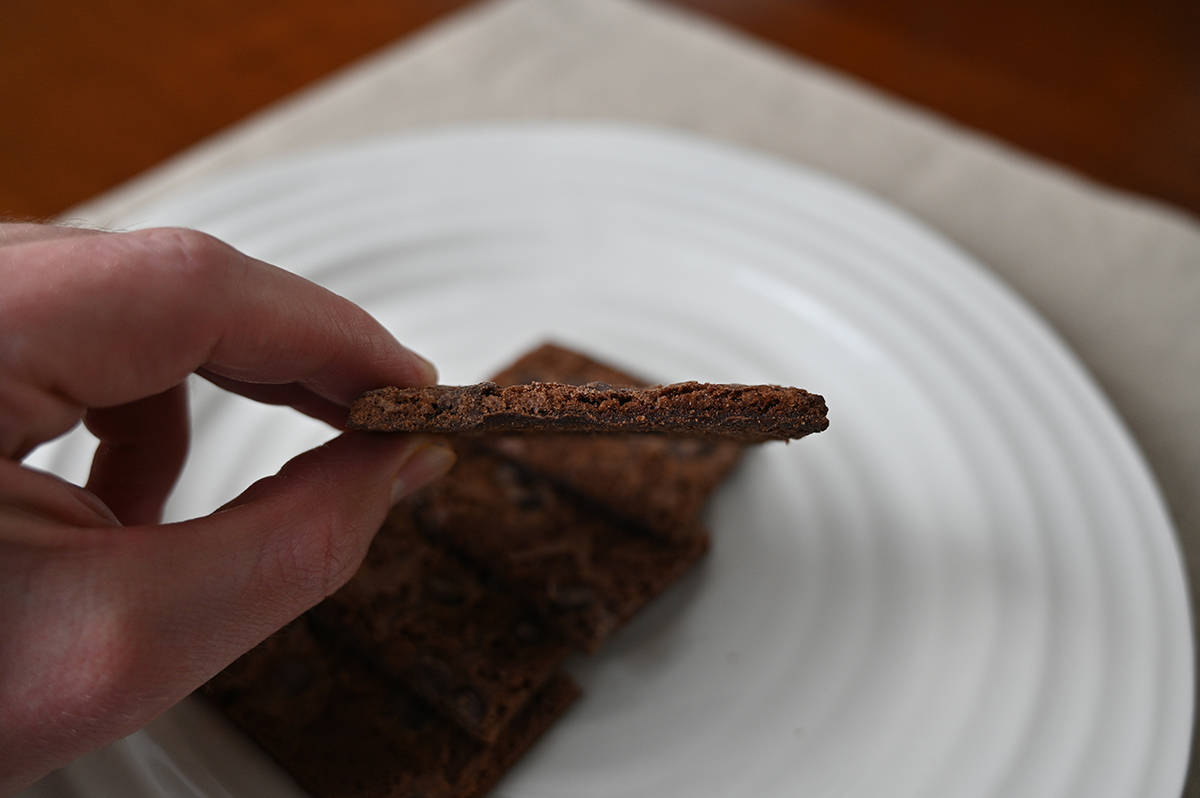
[64,0,1199,786]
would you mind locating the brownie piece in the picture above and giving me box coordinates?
[309,507,570,742]
[486,434,741,542]
[485,343,745,541]
[488,342,648,387]
[201,618,579,798]
[349,381,828,443]
[412,449,711,651]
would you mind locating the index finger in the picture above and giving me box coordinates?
[0,226,436,456]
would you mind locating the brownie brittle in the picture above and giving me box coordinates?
[309,507,569,742]
[412,449,710,652]
[201,618,579,798]
[348,381,829,443]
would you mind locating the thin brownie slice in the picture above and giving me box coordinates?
[201,618,579,798]
[349,381,828,443]
[309,507,570,742]
[412,448,711,652]
[485,343,744,542]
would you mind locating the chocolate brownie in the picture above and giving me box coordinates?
[488,342,649,387]
[201,618,579,798]
[485,435,740,542]
[309,507,569,742]
[484,343,745,541]
[412,448,711,651]
[349,381,828,443]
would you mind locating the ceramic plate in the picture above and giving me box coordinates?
[24,124,1192,798]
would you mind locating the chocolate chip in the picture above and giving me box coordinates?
[667,439,716,457]
[453,689,487,725]
[492,437,527,456]
[514,620,543,643]
[413,655,453,693]
[493,462,544,509]
[548,582,595,610]
[423,572,466,605]
[390,694,432,731]
[516,491,544,511]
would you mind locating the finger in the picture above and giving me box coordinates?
[84,384,189,525]
[0,433,453,791]
[0,459,119,530]
[198,370,348,428]
[0,222,105,247]
[122,433,455,680]
[0,227,437,456]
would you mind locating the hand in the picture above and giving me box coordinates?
[0,223,455,793]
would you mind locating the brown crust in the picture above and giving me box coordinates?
[348,381,828,443]
[309,507,570,743]
[201,618,579,798]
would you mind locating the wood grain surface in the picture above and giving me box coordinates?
[1,0,1197,219]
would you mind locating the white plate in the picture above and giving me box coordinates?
[24,124,1191,798]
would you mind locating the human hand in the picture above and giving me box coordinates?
[0,223,455,793]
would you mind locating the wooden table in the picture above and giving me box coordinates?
[3,1,1197,221]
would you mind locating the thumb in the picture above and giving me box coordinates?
[0,432,455,789]
[128,432,456,684]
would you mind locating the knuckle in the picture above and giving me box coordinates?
[275,519,368,602]
[108,227,242,317]
[129,226,231,278]
[313,500,376,596]
[265,479,375,601]
[61,591,157,736]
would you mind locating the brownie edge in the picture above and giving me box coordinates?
[349,381,828,443]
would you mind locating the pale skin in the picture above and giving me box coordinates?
[0,223,456,794]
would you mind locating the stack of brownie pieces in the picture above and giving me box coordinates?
[199,343,753,798]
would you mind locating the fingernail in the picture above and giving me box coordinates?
[391,442,455,504]
[407,348,439,385]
